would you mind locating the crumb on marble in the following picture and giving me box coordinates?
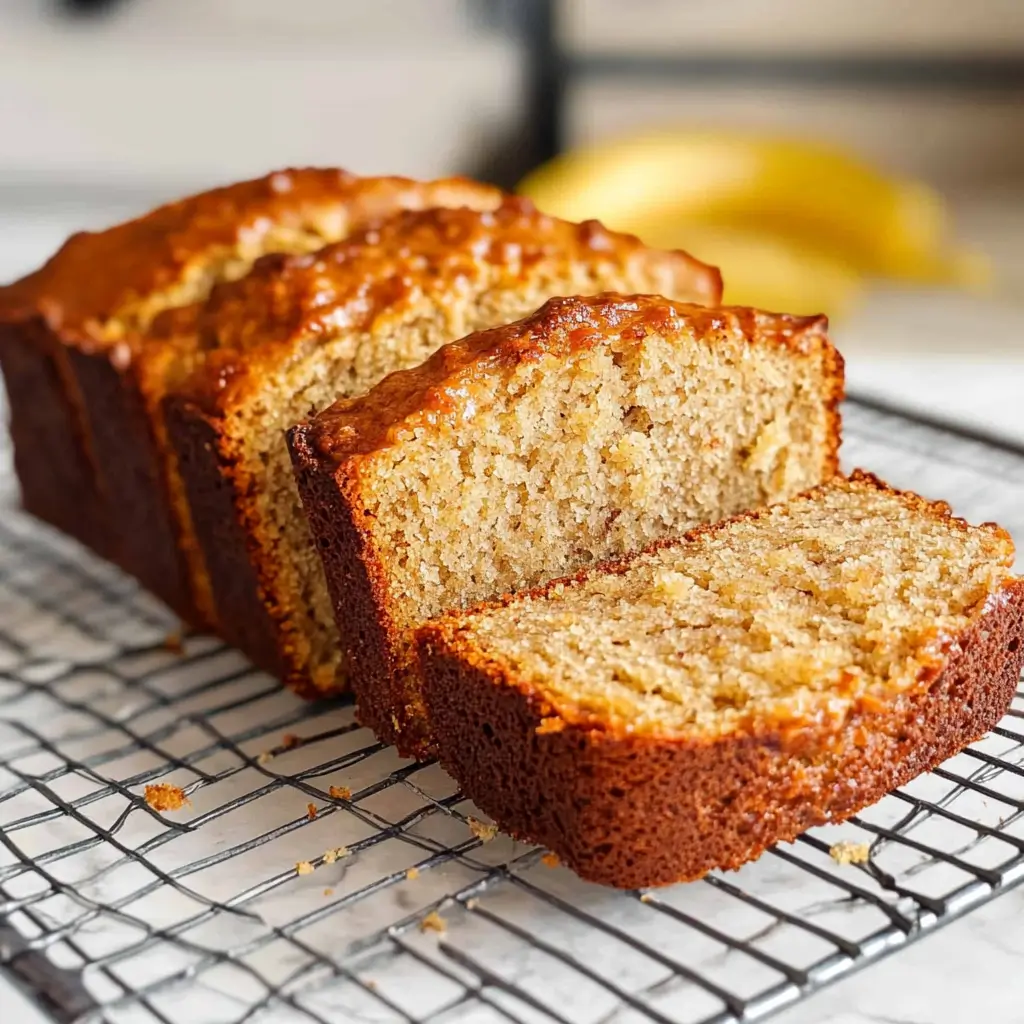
[541,852,560,868]
[323,888,334,897]
[420,911,446,934]
[467,816,498,842]
[162,631,184,655]
[144,783,189,812]
[830,840,871,865]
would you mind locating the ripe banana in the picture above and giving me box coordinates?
[519,130,987,314]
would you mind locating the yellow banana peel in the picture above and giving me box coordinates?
[518,130,989,315]
[637,222,863,317]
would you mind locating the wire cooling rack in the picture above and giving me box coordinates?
[2,400,1024,1024]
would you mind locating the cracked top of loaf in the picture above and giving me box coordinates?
[0,168,502,346]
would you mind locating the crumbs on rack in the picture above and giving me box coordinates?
[328,784,352,800]
[143,783,190,812]
[420,911,446,934]
[161,631,184,655]
[830,840,871,865]
[467,816,498,842]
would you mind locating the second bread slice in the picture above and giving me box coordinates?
[418,472,1024,888]
[289,293,844,756]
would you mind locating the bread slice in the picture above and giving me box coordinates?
[418,471,1024,888]
[290,293,843,756]
[0,169,501,625]
[170,203,721,698]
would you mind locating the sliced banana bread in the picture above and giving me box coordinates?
[0,169,501,625]
[290,293,843,756]
[418,471,1024,888]
[170,203,721,697]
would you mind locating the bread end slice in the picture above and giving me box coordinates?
[418,474,1024,887]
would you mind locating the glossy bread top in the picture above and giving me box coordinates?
[176,199,722,415]
[308,293,827,460]
[0,169,503,345]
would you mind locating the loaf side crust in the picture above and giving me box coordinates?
[291,296,843,752]
[289,424,408,728]
[165,397,295,681]
[419,577,1024,888]
[0,318,113,558]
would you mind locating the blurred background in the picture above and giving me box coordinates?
[0,0,1022,439]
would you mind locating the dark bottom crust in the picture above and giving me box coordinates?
[0,322,114,560]
[166,397,295,681]
[422,580,1024,889]
[69,349,205,627]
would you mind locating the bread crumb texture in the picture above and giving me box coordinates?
[830,840,872,865]
[323,847,349,864]
[435,473,1014,739]
[340,295,839,735]
[541,852,561,868]
[328,784,352,801]
[406,866,420,880]
[143,783,189,812]
[296,861,315,876]
[306,803,317,820]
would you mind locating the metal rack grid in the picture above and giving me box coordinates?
[2,399,1024,1024]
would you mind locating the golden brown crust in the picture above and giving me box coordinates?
[0,169,501,348]
[418,576,1024,888]
[174,200,722,419]
[309,295,829,460]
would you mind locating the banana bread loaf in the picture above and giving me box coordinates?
[290,293,843,757]
[0,169,501,625]
[169,203,721,697]
[418,471,1024,888]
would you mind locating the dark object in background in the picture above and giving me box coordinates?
[56,0,129,17]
